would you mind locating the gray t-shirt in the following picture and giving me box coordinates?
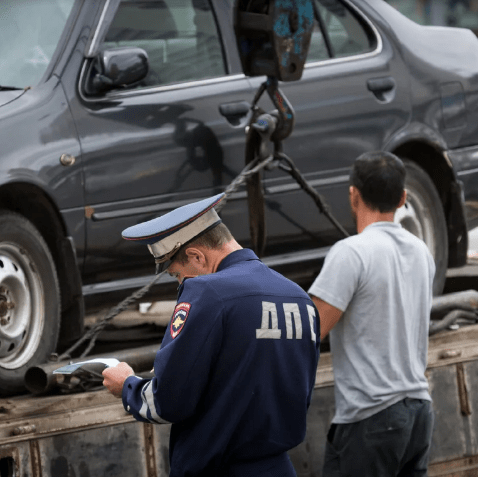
[309,222,435,423]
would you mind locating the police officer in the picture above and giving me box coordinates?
[103,193,320,477]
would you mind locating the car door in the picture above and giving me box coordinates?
[250,0,412,256]
[69,0,254,282]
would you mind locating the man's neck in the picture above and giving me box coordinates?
[356,210,395,234]
[209,240,243,273]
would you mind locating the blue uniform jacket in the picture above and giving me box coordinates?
[122,249,320,476]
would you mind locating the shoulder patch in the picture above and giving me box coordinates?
[171,302,191,339]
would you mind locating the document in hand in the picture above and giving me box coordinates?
[53,358,120,375]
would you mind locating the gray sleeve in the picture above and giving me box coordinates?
[308,240,363,312]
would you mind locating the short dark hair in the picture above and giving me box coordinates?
[172,222,234,264]
[350,151,406,212]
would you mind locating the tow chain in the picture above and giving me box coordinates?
[57,272,166,361]
[216,155,275,211]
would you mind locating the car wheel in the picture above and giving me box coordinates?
[394,160,448,295]
[0,211,60,394]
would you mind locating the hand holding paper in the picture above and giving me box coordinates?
[102,362,135,398]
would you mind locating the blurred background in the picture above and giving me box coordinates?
[386,0,478,34]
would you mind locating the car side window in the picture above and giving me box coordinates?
[308,0,375,61]
[306,23,330,62]
[102,0,226,89]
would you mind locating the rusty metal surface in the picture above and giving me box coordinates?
[0,445,22,477]
[457,363,472,416]
[84,206,95,220]
[29,440,42,477]
[0,324,477,476]
[469,360,478,457]
[428,365,469,462]
[0,390,134,446]
[429,455,478,476]
[421,327,478,369]
[36,421,149,477]
[0,388,119,420]
[13,424,37,436]
[143,423,158,477]
[152,423,171,476]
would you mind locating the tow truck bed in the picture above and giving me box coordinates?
[1,325,477,476]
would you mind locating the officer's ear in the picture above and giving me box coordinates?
[185,247,206,265]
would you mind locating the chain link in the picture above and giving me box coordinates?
[216,155,274,211]
[57,271,166,361]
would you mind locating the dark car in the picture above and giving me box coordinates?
[1,0,478,392]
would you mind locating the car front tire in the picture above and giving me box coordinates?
[0,211,60,394]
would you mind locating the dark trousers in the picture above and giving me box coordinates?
[323,398,434,477]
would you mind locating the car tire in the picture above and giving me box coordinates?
[0,211,60,394]
[394,160,448,295]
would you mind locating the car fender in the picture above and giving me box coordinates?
[384,122,468,268]
[384,121,448,157]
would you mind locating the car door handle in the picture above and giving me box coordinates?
[367,76,396,93]
[219,101,251,126]
[367,76,396,102]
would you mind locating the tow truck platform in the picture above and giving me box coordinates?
[0,322,477,476]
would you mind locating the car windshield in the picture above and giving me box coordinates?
[0,0,76,89]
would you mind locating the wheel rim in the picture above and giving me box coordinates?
[0,243,44,369]
[394,188,437,256]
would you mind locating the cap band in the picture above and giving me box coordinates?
[151,242,182,264]
[147,208,221,259]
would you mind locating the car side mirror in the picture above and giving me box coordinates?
[89,47,149,94]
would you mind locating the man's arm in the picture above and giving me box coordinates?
[310,295,343,340]
[102,282,225,424]
[103,363,171,424]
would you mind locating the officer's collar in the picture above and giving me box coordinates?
[176,249,259,295]
[217,248,259,272]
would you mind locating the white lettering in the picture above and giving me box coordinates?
[283,303,302,339]
[256,301,282,339]
[307,304,317,343]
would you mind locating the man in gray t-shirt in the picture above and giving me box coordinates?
[309,151,435,476]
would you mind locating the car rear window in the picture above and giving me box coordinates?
[308,0,377,63]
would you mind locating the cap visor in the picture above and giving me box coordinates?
[155,259,172,275]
